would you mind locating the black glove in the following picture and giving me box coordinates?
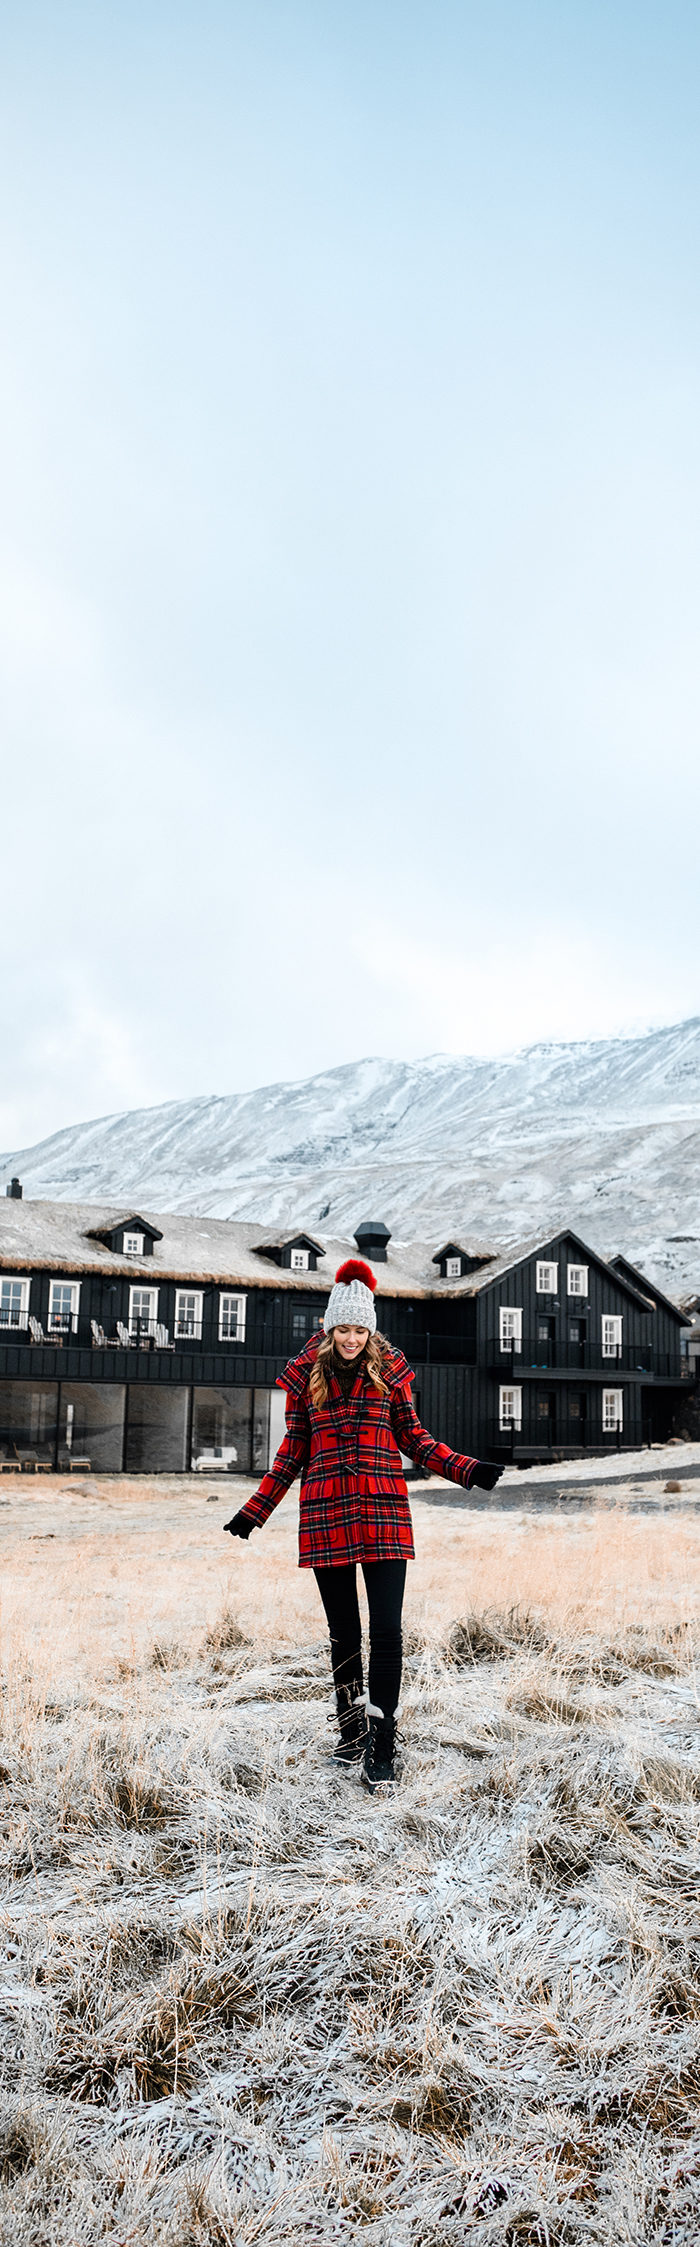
[469,1462,504,1492]
[223,1509,254,1539]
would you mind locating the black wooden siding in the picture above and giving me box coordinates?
[0,1225,690,1467]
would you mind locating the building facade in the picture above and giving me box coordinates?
[0,1189,693,1473]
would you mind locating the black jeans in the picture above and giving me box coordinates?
[314,1559,407,1722]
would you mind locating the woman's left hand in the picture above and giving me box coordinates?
[469,1462,504,1491]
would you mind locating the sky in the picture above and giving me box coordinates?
[1,0,699,1151]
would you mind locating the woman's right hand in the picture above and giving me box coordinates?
[223,1509,254,1538]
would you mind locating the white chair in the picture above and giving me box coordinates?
[116,1321,133,1348]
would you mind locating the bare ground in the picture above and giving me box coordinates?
[1,1469,700,2244]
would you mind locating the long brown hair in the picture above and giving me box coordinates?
[309,1328,391,1408]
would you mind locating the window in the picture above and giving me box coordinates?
[219,1293,246,1343]
[292,1308,322,1345]
[499,1306,522,1352]
[536,1261,558,1294]
[123,1232,145,1257]
[128,1286,158,1338]
[48,1280,80,1335]
[290,1248,309,1272]
[445,1256,462,1279]
[0,1277,29,1329]
[567,1264,589,1297]
[174,1290,203,1340]
[499,1385,522,1430]
[602,1315,622,1360]
[603,1387,623,1432]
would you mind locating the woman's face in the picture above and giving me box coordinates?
[333,1324,370,1361]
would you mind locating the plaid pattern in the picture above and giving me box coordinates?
[241,1335,479,1568]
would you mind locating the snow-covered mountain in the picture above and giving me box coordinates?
[3,1018,700,1297]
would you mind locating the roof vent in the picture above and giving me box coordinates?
[354,1219,391,1265]
[6,1177,22,1200]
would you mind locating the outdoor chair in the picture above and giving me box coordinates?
[155,1323,174,1350]
[28,1316,56,1346]
[91,1319,106,1346]
[57,1448,92,1471]
[0,1447,15,1472]
[13,1446,53,1472]
[116,1322,133,1348]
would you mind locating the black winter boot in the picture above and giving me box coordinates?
[363,1713,397,1790]
[332,1682,369,1769]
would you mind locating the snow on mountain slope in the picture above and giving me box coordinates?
[2,1019,700,1296]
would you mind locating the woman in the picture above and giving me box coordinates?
[223,1259,503,1789]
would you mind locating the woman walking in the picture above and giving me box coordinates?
[223,1259,503,1789]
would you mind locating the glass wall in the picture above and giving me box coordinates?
[191,1386,254,1472]
[0,1380,58,1466]
[58,1384,125,1472]
[125,1387,189,1473]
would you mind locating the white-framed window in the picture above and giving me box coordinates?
[567,1264,589,1297]
[499,1306,522,1352]
[128,1285,158,1337]
[0,1276,30,1329]
[536,1261,558,1294]
[290,1248,309,1272]
[219,1292,247,1342]
[123,1232,145,1256]
[602,1314,622,1360]
[48,1280,80,1334]
[499,1384,522,1430]
[174,1289,203,1339]
[446,1256,462,1279]
[602,1387,623,1432]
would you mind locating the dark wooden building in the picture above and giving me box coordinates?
[0,1191,693,1474]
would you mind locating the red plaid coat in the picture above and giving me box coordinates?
[240,1335,480,1567]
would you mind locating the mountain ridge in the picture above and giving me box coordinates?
[3,1017,700,1298]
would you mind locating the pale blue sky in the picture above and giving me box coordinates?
[2,2,699,1146]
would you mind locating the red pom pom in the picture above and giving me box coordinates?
[335,1258,377,1291]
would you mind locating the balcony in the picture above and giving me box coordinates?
[487,1338,682,1377]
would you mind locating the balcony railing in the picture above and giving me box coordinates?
[485,1416,626,1452]
[486,1338,682,1377]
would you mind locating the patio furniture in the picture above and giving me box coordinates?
[155,1323,174,1350]
[57,1449,92,1471]
[116,1322,133,1348]
[29,1316,58,1346]
[13,1446,53,1472]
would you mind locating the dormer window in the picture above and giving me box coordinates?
[446,1256,462,1279]
[253,1232,323,1271]
[85,1214,162,1258]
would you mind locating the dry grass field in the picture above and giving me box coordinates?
[1,1469,700,2244]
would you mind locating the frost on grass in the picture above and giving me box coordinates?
[1,1598,700,2245]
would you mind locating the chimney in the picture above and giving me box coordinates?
[354,1219,391,1265]
[6,1178,22,1199]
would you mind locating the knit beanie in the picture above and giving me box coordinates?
[323,1258,377,1335]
